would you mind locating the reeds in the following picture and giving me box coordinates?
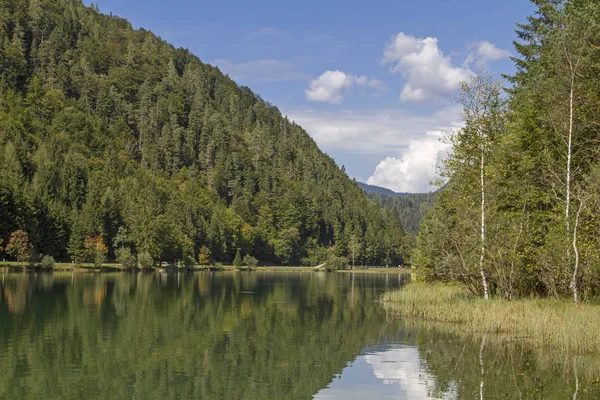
[382,282,600,354]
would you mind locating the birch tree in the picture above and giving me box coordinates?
[445,72,505,299]
[539,4,596,302]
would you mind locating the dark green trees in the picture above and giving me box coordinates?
[0,0,406,267]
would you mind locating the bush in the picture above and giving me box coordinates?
[233,249,243,267]
[243,255,258,270]
[214,262,224,271]
[183,254,195,268]
[116,247,137,270]
[40,255,55,270]
[84,236,108,267]
[198,246,211,266]
[138,252,154,269]
[325,255,349,271]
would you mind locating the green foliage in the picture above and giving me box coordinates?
[39,255,55,270]
[0,0,406,267]
[233,249,243,268]
[302,245,332,267]
[138,252,154,269]
[325,255,349,271]
[361,185,437,234]
[116,247,137,270]
[243,254,258,269]
[415,0,600,300]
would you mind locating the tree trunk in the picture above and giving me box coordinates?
[566,72,574,260]
[480,145,489,300]
[571,200,583,304]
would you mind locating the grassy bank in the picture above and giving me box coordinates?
[382,282,600,354]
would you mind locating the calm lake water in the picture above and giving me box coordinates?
[1,271,598,399]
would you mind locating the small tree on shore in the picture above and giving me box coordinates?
[40,255,56,270]
[233,249,243,268]
[6,230,31,263]
[84,236,108,267]
[348,234,360,268]
[198,246,212,267]
[138,252,154,269]
[243,254,258,270]
[325,255,349,271]
[116,247,137,270]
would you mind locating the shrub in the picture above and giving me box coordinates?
[183,254,195,268]
[233,249,243,267]
[116,247,137,270]
[40,255,56,270]
[138,252,154,269]
[243,255,258,270]
[325,255,349,271]
[198,246,212,266]
[83,236,108,267]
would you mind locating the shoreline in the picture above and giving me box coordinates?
[381,281,600,354]
[0,262,411,274]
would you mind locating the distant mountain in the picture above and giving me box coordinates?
[359,183,437,234]
[358,182,408,196]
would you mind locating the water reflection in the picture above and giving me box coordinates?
[0,272,407,399]
[1,272,599,399]
[315,344,456,400]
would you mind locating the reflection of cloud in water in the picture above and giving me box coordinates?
[366,346,444,398]
[314,345,456,400]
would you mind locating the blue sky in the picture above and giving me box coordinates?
[86,0,535,192]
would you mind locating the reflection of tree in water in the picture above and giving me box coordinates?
[2,275,29,314]
[395,321,600,399]
[0,272,403,399]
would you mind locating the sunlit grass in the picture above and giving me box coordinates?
[382,282,600,354]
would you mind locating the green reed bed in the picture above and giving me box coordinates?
[382,282,600,354]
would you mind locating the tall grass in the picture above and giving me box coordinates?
[382,282,600,354]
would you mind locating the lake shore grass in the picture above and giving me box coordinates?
[381,281,600,354]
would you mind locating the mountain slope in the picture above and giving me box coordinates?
[358,183,436,234]
[357,182,408,197]
[0,0,406,265]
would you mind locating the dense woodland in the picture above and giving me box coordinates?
[415,0,600,301]
[359,183,436,234]
[0,0,409,267]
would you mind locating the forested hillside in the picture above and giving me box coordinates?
[415,0,600,301]
[357,182,404,197]
[358,183,435,234]
[0,0,407,266]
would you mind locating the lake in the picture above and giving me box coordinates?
[0,271,597,399]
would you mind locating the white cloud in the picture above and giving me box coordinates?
[287,105,461,192]
[366,129,454,193]
[474,41,511,63]
[381,32,472,102]
[214,59,309,83]
[464,41,511,67]
[305,70,386,103]
[287,104,460,155]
